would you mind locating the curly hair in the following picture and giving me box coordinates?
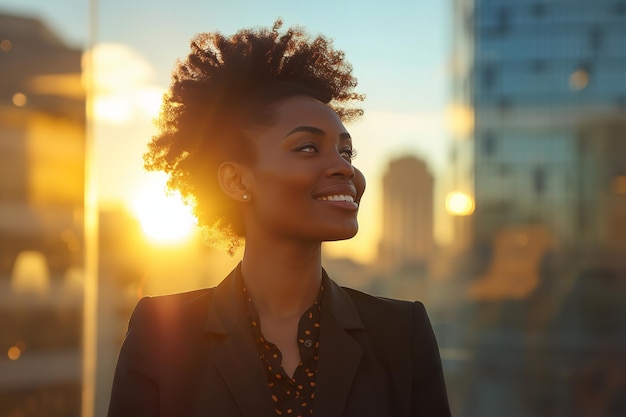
[144,20,364,253]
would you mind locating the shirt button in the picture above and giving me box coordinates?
[304,339,313,348]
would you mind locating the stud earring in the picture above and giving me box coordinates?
[242,194,249,201]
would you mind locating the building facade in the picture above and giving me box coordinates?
[0,12,85,417]
[449,0,626,250]
[378,155,434,272]
[443,2,626,416]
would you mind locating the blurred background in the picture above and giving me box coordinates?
[0,0,625,416]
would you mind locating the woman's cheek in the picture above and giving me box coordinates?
[354,167,366,200]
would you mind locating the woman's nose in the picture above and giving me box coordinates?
[326,151,355,179]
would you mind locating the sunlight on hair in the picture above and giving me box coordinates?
[129,173,197,244]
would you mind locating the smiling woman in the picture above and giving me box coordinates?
[107,20,451,417]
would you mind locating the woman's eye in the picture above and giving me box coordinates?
[297,144,318,153]
[340,148,357,162]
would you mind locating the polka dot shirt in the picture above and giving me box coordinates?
[244,285,323,417]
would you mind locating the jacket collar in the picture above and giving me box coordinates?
[203,263,247,335]
[204,262,365,334]
[203,263,366,417]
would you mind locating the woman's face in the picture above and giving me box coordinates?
[242,95,366,244]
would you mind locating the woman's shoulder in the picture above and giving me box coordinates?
[337,284,427,328]
[127,287,216,333]
[134,287,214,312]
[340,285,423,310]
[139,286,215,307]
[335,285,437,358]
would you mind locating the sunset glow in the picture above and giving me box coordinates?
[83,43,164,124]
[129,174,197,244]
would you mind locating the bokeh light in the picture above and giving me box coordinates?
[7,346,21,361]
[569,69,589,90]
[12,92,27,107]
[445,191,475,216]
[0,39,11,51]
[11,251,50,294]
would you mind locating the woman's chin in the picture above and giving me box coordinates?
[323,225,359,242]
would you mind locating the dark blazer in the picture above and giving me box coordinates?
[107,265,451,417]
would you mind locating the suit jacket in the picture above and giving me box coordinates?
[107,265,451,417]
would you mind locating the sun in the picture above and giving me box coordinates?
[129,173,198,244]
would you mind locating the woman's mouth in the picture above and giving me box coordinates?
[316,194,358,209]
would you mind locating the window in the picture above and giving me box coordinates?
[530,59,546,74]
[496,7,511,35]
[589,26,603,51]
[530,2,547,17]
[533,166,547,195]
[498,97,513,114]
[482,132,497,157]
[612,1,626,15]
[481,64,497,91]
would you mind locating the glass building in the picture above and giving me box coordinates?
[444,1,626,416]
[450,0,626,248]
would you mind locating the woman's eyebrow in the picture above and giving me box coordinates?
[284,126,352,140]
[284,126,325,137]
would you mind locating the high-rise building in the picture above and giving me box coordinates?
[449,0,626,250]
[443,2,626,416]
[0,12,85,417]
[378,155,434,271]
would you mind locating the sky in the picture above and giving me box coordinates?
[1,0,453,262]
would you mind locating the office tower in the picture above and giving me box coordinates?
[444,2,626,416]
[378,156,434,271]
[449,0,626,250]
[0,12,85,417]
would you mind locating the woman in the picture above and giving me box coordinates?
[108,20,451,417]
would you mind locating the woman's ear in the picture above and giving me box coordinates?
[217,162,251,202]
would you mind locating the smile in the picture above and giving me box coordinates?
[316,194,355,202]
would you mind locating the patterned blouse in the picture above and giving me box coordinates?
[244,285,323,416]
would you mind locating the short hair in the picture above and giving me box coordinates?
[144,20,364,253]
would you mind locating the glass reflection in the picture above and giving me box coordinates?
[445,0,626,415]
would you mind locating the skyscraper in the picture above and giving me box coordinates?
[378,155,434,271]
[449,0,626,250]
[443,2,626,416]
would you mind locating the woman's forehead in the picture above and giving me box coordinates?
[270,96,345,129]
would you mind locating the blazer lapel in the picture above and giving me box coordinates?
[204,265,275,417]
[202,266,369,417]
[314,272,365,417]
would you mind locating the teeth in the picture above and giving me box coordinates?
[317,194,355,202]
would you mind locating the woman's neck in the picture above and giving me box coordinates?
[241,238,323,320]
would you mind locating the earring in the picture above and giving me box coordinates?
[242,194,249,201]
